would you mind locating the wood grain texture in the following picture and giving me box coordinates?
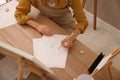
[0,14,120,80]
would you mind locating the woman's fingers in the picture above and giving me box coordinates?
[44,25,54,35]
[63,40,72,48]
[61,38,73,48]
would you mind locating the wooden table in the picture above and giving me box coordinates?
[0,15,120,80]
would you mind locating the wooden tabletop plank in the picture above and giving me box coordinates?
[65,53,86,76]
[0,34,9,44]
[15,24,42,39]
[0,25,33,55]
[51,68,73,80]
[70,41,97,66]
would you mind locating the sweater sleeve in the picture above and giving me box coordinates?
[69,0,88,33]
[14,0,32,24]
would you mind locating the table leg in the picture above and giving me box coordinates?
[83,0,86,7]
[17,58,25,80]
[108,65,114,80]
[27,63,47,80]
[6,0,9,2]
[94,0,97,30]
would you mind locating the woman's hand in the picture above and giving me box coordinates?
[36,25,54,36]
[61,37,73,48]
[26,20,54,36]
[61,29,81,48]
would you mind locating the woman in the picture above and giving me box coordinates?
[14,0,88,48]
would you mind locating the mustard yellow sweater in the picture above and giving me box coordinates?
[15,0,88,33]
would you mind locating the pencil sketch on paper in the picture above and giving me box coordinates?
[33,34,68,68]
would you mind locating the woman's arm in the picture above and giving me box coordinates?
[69,0,88,33]
[14,0,32,24]
[61,0,88,48]
[61,29,81,48]
[26,20,54,36]
[15,0,54,35]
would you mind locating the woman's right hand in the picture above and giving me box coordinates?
[36,25,54,36]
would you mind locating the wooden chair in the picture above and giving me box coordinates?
[88,48,120,80]
[76,48,120,80]
[94,48,120,80]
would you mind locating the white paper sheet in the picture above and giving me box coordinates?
[0,0,40,29]
[33,34,68,68]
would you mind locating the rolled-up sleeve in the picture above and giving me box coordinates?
[69,0,88,33]
[14,0,32,24]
